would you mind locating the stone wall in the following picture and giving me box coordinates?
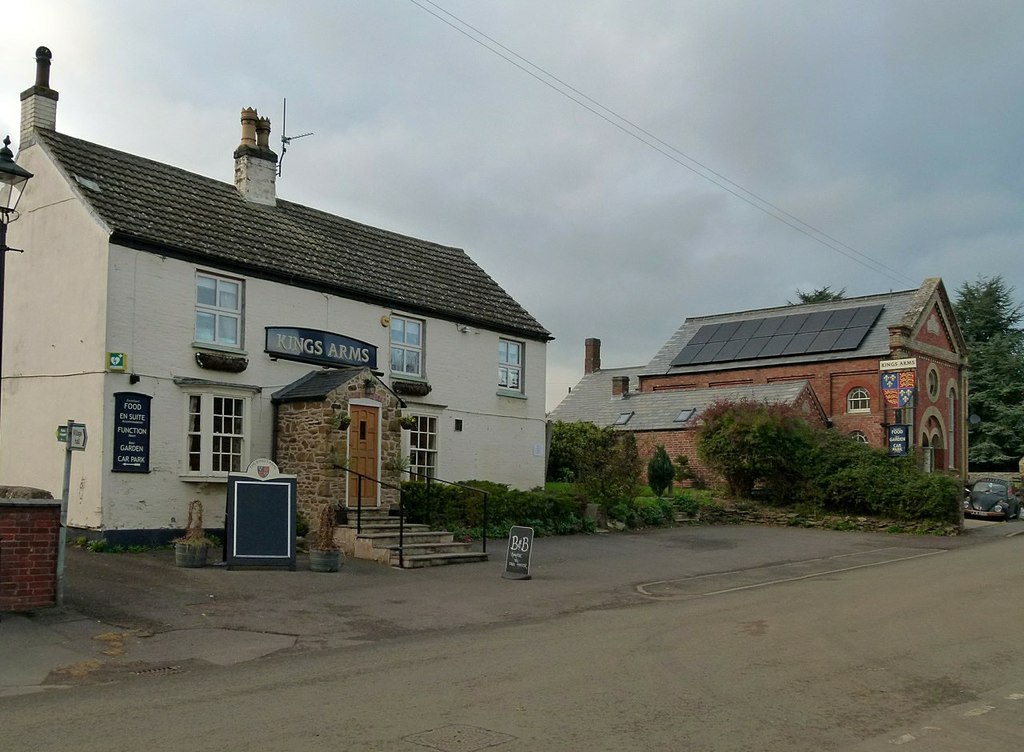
[274,379,405,521]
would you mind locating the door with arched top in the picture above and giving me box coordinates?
[346,402,380,508]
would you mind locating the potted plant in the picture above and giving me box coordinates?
[332,412,352,431]
[397,415,418,430]
[174,499,214,568]
[308,504,343,572]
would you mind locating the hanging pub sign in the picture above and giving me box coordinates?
[112,392,151,472]
[887,424,911,457]
[265,326,378,370]
[880,370,915,408]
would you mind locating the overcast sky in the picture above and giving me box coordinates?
[3,1,1022,410]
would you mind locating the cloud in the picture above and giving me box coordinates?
[3,1,1023,415]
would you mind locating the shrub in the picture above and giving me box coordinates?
[647,445,675,497]
[400,479,593,538]
[696,400,816,498]
[548,421,642,507]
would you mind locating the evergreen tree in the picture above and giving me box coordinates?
[788,286,846,305]
[953,276,1024,468]
[646,445,675,497]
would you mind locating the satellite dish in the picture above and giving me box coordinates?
[969,414,981,425]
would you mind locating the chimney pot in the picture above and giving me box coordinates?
[34,46,53,88]
[239,108,258,149]
[584,338,602,374]
[255,116,271,150]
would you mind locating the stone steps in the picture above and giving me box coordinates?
[334,510,488,568]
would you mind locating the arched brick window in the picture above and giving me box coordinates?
[849,431,869,444]
[846,387,870,413]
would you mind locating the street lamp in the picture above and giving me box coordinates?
[0,135,35,434]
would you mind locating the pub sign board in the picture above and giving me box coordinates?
[887,424,911,457]
[503,525,534,580]
[265,326,378,370]
[225,458,297,570]
[112,392,151,472]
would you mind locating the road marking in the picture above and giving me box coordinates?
[636,547,947,599]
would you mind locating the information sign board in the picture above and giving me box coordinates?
[112,392,151,472]
[503,525,534,580]
[225,459,297,570]
[887,424,910,457]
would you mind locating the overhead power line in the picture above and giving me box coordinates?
[407,0,916,288]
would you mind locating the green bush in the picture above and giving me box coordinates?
[400,479,593,538]
[548,421,642,507]
[697,400,816,498]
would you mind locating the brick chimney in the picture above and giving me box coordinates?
[233,108,278,205]
[19,46,59,150]
[611,376,629,398]
[584,338,601,374]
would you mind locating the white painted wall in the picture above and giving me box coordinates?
[1,146,111,528]
[2,142,549,534]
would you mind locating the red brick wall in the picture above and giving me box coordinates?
[634,430,716,488]
[639,349,965,470]
[0,501,61,611]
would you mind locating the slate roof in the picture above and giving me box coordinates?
[36,129,551,342]
[548,367,816,431]
[643,286,925,376]
[271,367,364,403]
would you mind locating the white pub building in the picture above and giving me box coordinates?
[1,48,551,543]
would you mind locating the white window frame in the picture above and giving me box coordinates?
[390,315,424,378]
[846,387,870,413]
[195,272,243,349]
[408,415,438,480]
[498,338,524,393]
[183,391,250,478]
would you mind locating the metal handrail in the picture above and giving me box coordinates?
[403,470,491,555]
[333,467,490,567]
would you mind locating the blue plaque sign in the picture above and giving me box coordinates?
[265,326,378,370]
[112,392,151,473]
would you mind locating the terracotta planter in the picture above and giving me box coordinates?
[309,548,342,572]
[175,542,209,568]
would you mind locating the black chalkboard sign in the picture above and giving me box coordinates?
[225,459,297,570]
[503,525,534,580]
[112,392,151,473]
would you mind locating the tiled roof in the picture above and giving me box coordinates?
[548,367,813,431]
[36,129,551,341]
[271,367,364,403]
[644,287,924,376]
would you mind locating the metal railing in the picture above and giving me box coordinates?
[335,467,490,568]
[404,470,490,555]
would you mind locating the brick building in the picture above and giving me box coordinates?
[550,279,968,485]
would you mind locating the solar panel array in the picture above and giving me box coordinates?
[670,304,884,368]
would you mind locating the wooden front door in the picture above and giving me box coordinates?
[347,403,380,508]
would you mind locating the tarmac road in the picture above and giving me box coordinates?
[0,520,1021,750]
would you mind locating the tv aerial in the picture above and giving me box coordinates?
[278,97,313,177]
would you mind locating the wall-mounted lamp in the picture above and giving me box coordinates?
[363,377,376,396]
[129,373,141,384]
